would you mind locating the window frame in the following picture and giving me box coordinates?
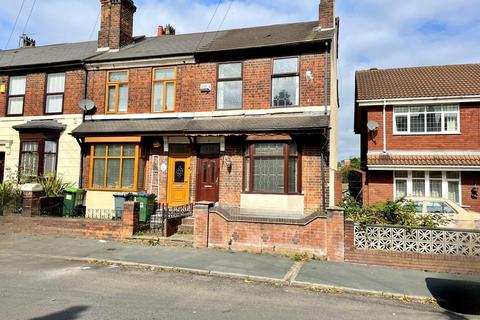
[393,105,460,135]
[151,67,177,113]
[19,138,59,177]
[105,70,129,114]
[88,143,143,192]
[393,170,462,204]
[44,72,66,115]
[271,57,300,108]
[6,75,27,116]
[216,62,243,110]
[243,142,302,195]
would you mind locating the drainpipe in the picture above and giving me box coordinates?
[383,99,387,153]
[320,128,329,212]
[78,65,88,188]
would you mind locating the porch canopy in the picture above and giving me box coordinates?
[71,113,330,137]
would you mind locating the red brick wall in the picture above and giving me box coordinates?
[366,103,480,151]
[218,138,243,207]
[1,201,139,239]
[87,54,328,115]
[460,171,480,212]
[344,221,480,274]
[0,69,86,116]
[363,170,393,205]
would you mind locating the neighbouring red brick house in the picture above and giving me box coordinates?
[355,64,480,212]
[70,0,340,217]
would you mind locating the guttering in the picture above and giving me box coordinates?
[85,55,195,70]
[357,95,480,107]
[368,165,480,171]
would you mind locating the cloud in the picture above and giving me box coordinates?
[1,0,479,160]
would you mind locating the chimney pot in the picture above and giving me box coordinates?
[157,26,164,37]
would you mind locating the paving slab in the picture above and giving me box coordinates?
[0,234,293,280]
[295,260,480,299]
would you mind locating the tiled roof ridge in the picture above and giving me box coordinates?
[356,62,480,74]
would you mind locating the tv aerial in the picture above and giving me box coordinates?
[367,120,379,131]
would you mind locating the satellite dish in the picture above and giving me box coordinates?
[78,99,95,112]
[367,120,379,131]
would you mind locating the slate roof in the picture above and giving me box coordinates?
[0,41,98,69]
[13,120,67,132]
[88,21,333,62]
[0,21,333,69]
[71,113,329,137]
[368,153,480,167]
[356,63,480,101]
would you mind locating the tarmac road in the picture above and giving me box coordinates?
[0,253,475,320]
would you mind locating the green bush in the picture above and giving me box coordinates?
[0,182,22,214]
[341,197,450,228]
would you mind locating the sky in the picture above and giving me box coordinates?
[0,0,479,160]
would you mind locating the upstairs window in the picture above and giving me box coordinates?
[7,76,26,115]
[106,71,129,113]
[45,73,65,114]
[152,67,176,112]
[217,63,242,110]
[272,57,299,107]
[394,105,459,134]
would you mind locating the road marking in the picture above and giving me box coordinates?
[283,261,305,283]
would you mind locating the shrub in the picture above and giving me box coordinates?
[0,182,22,214]
[34,174,73,197]
[341,197,450,228]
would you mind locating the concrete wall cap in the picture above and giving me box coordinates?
[21,183,44,192]
[327,206,345,211]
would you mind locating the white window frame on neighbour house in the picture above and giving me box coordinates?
[393,171,462,204]
[393,105,460,135]
[7,75,27,116]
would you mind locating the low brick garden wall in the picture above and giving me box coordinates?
[344,221,480,274]
[193,203,345,260]
[1,202,140,240]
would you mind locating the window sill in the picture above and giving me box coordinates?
[241,192,303,196]
[392,132,461,136]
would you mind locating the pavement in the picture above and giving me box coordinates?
[1,233,479,316]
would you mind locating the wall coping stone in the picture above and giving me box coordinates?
[21,183,43,192]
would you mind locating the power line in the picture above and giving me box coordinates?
[194,0,222,52]
[21,0,37,35]
[4,0,27,49]
[206,0,233,51]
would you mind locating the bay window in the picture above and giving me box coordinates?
[20,140,58,177]
[244,143,300,194]
[394,105,459,134]
[394,171,461,203]
[106,71,129,113]
[45,73,65,114]
[7,76,26,115]
[217,62,242,110]
[272,57,299,107]
[89,143,144,191]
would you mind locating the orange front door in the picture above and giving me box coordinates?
[167,155,191,206]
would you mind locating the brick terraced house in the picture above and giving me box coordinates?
[0,39,98,186]
[355,64,480,211]
[69,0,340,217]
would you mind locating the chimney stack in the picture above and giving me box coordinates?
[98,0,137,51]
[319,0,335,29]
[157,24,176,36]
[19,34,36,48]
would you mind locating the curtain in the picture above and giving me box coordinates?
[47,73,65,93]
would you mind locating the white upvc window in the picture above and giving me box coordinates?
[45,73,65,114]
[7,75,27,115]
[394,171,461,203]
[393,105,459,134]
